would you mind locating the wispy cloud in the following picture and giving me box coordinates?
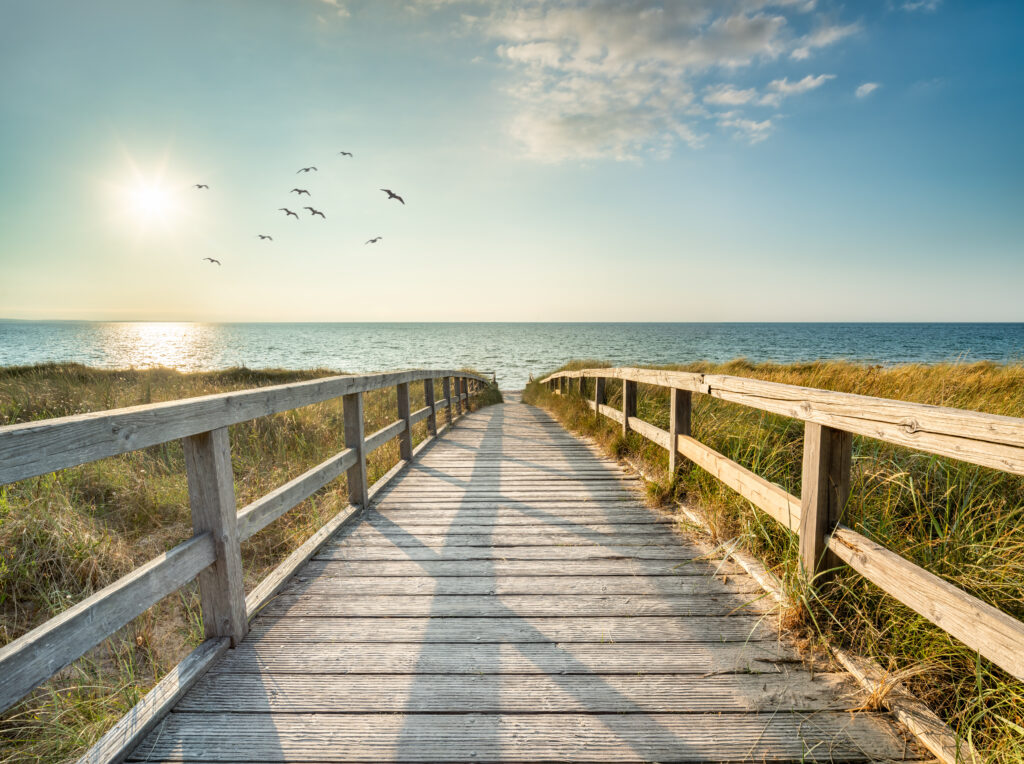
[411,0,859,160]
[318,0,350,17]
[855,81,880,98]
[901,0,940,11]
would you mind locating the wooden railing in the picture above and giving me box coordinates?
[0,369,490,758]
[541,367,1024,684]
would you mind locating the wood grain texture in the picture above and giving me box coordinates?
[183,428,247,646]
[543,367,1024,475]
[830,525,1024,681]
[363,418,405,454]
[0,533,215,715]
[236,447,356,540]
[211,640,796,675]
[129,712,920,762]
[0,369,487,486]
[342,392,368,508]
[669,388,692,475]
[77,637,228,764]
[396,382,413,461]
[423,378,437,436]
[799,423,852,583]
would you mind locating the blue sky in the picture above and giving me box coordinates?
[1,0,1021,321]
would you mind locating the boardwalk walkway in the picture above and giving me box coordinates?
[130,395,925,762]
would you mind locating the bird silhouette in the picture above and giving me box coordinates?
[297,166,318,173]
[258,235,273,241]
[304,206,326,219]
[194,184,209,189]
[365,237,383,245]
[202,257,221,265]
[290,188,311,196]
[338,151,353,157]
[279,208,299,219]
[380,188,405,204]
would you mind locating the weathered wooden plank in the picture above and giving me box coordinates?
[0,369,486,486]
[626,416,670,448]
[668,388,692,475]
[396,382,413,461]
[77,637,229,764]
[281,574,763,596]
[675,433,801,531]
[129,711,921,762]
[442,377,453,427]
[363,418,405,454]
[236,447,356,540]
[245,615,775,643]
[829,525,1024,681]
[314,544,703,561]
[328,532,685,549]
[342,392,368,508]
[0,533,215,715]
[295,558,744,578]
[211,640,795,675]
[356,522,675,537]
[799,422,852,582]
[259,592,774,618]
[423,378,437,436]
[183,428,247,646]
[365,510,669,526]
[408,404,431,426]
[178,672,859,713]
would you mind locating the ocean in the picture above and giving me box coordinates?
[1,321,1022,389]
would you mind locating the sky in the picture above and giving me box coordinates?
[1,0,1022,322]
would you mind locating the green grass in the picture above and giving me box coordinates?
[524,359,1024,762]
[0,363,501,763]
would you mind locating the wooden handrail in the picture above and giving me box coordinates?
[542,367,1024,683]
[0,369,491,716]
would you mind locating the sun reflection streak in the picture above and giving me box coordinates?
[101,322,211,370]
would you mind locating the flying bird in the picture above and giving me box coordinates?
[258,235,273,241]
[304,206,326,219]
[338,151,353,157]
[202,257,221,265]
[279,208,299,219]
[290,188,310,195]
[193,184,209,189]
[365,237,382,245]
[297,166,318,173]
[380,188,405,204]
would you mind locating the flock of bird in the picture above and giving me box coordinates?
[191,150,404,266]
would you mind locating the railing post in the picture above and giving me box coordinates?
[799,422,852,585]
[462,378,471,413]
[559,377,567,395]
[182,427,247,646]
[454,376,463,417]
[396,381,413,462]
[443,377,453,428]
[594,377,606,413]
[424,378,437,436]
[622,379,637,436]
[343,391,368,508]
[668,389,692,475]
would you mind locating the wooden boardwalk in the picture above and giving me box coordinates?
[130,394,926,762]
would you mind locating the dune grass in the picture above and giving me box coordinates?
[0,363,501,763]
[523,359,1024,762]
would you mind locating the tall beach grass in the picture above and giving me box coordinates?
[524,359,1024,762]
[0,363,501,763]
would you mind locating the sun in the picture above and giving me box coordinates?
[127,181,176,222]
[105,150,190,232]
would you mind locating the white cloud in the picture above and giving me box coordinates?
[790,21,859,59]
[759,72,834,105]
[719,116,774,143]
[902,0,940,11]
[318,0,350,17]
[413,1,859,160]
[704,84,759,106]
[855,81,880,98]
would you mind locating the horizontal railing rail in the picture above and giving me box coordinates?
[541,367,1024,683]
[0,369,490,745]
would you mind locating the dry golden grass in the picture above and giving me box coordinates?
[0,363,500,763]
[524,359,1024,762]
